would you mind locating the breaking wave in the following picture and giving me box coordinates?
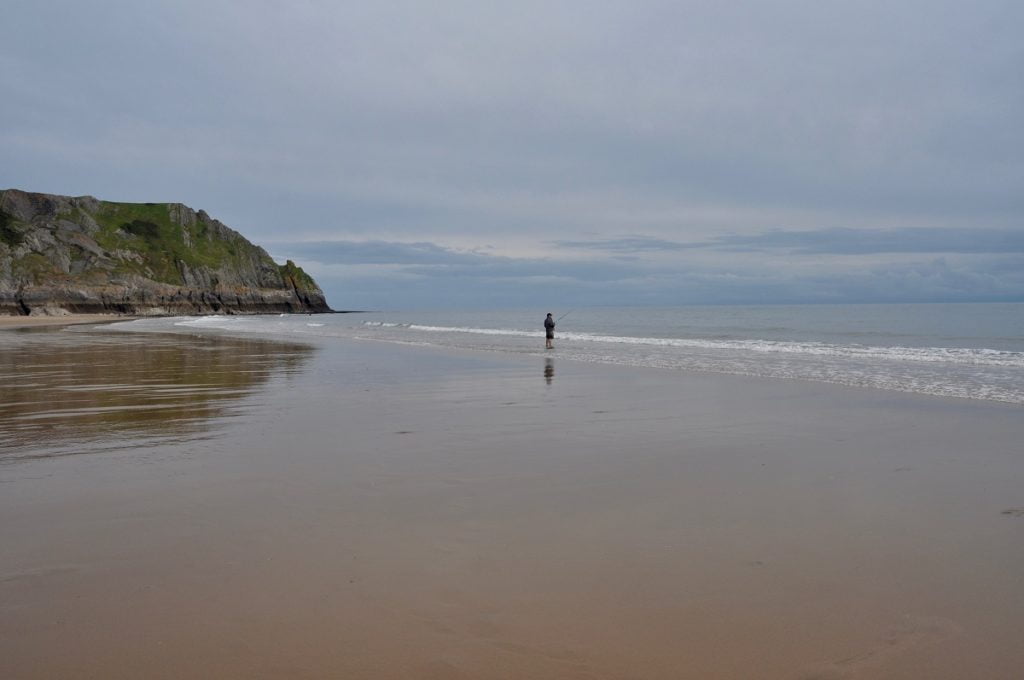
[363,321,1024,369]
[109,311,1024,405]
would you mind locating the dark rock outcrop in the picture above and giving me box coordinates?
[0,189,331,316]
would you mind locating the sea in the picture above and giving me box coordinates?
[113,302,1024,405]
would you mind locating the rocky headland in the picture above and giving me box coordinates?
[0,189,330,316]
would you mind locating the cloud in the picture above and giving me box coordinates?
[270,239,637,283]
[553,227,1024,256]
[273,240,490,266]
[708,227,1024,255]
[3,1,1023,307]
[549,237,697,253]
[271,238,1024,309]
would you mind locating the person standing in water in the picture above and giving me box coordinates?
[544,312,556,349]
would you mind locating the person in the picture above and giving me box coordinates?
[544,312,555,349]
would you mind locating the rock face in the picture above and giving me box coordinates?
[0,189,331,316]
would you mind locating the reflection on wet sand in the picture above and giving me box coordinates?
[544,358,555,385]
[0,327,313,460]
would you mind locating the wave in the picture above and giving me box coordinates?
[362,321,1024,368]
[110,315,1024,405]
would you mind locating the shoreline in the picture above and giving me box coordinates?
[0,314,137,330]
[0,311,353,331]
[114,314,1024,409]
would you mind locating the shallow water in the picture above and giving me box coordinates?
[117,303,1024,404]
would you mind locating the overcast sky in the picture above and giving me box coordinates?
[3,0,1022,308]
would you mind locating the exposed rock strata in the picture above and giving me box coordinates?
[0,189,330,316]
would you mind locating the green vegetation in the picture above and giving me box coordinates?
[0,210,23,248]
[12,253,55,284]
[122,219,161,240]
[91,201,269,286]
[4,195,323,309]
[280,259,318,290]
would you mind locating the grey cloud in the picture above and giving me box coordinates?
[549,237,697,253]
[271,239,636,283]
[278,239,1024,310]
[3,0,1023,307]
[271,240,491,266]
[307,253,1024,310]
[401,259,636,283]
[708,228,1024,255]
[555,227,1024,256]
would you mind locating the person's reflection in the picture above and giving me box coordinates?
[544,358,555,385]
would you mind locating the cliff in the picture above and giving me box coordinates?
[0,189,331,316]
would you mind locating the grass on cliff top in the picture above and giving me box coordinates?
[2,197,319,289]
[280,259,318,291]
[89,202,259,286]
[88,201,316,289]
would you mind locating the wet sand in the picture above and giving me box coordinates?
[0,314,133,329]
[2,327,1023,679]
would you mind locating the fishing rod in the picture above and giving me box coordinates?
[556,310,573,322]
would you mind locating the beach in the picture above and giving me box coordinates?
[2,321,1023,679]
[0,314,133,330]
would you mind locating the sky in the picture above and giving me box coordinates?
[2,0,1022,309]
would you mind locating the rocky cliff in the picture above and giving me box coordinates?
[0,189,331,315]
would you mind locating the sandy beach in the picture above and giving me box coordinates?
[2,324,1023,679]
[0,314,135,329]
